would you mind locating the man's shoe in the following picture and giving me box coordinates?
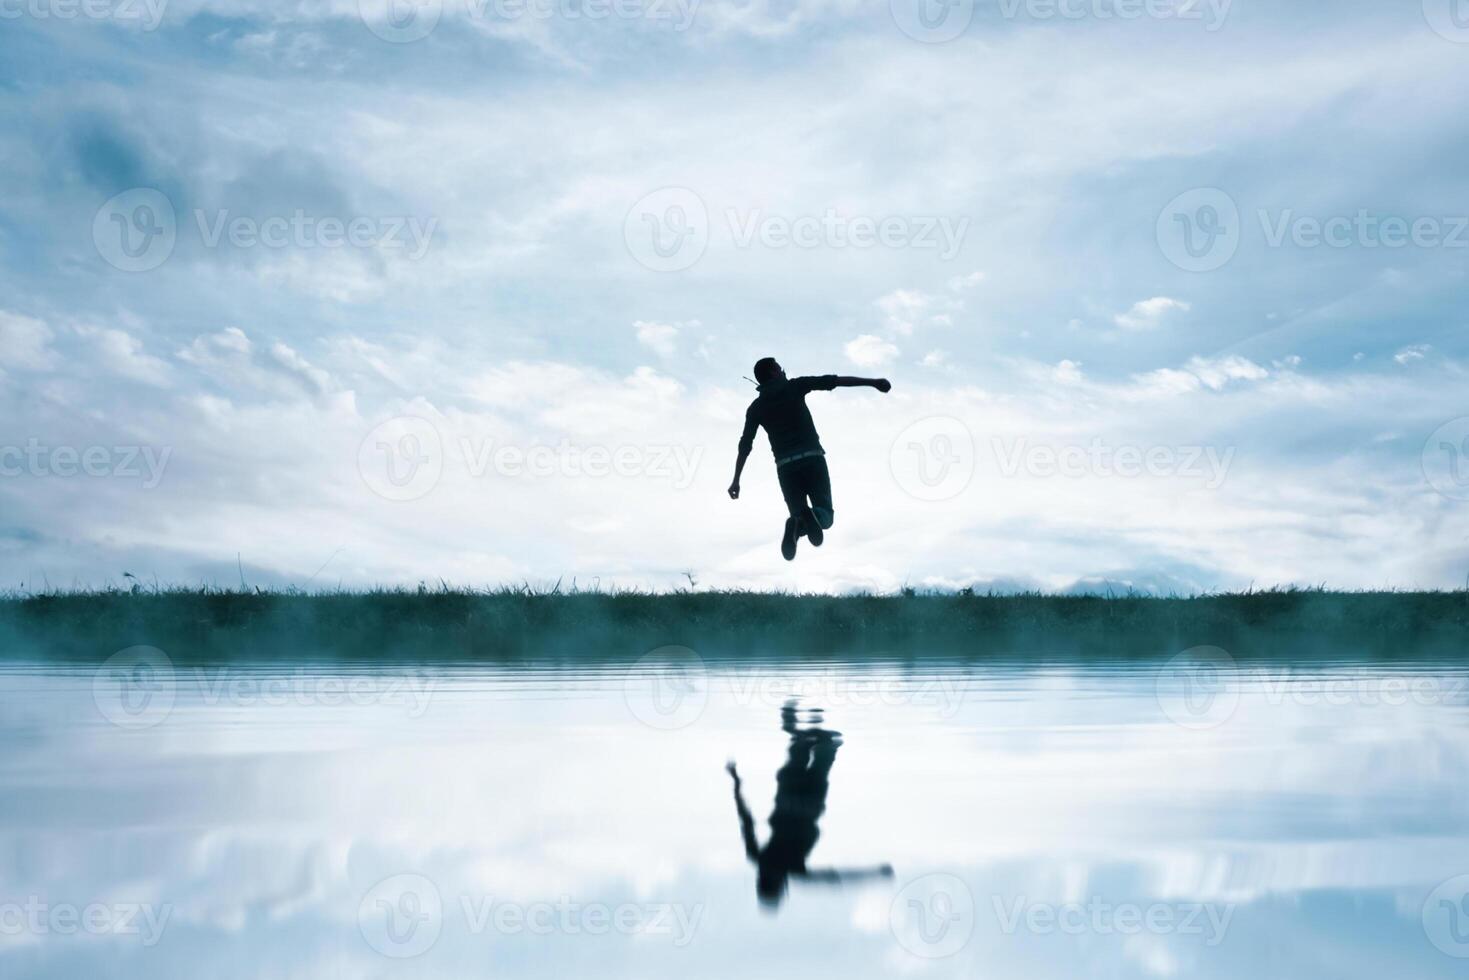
[781,518,798,561]
[802,508,824,547]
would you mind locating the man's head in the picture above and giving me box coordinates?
[756,859,788,908]
[753,357,784,385]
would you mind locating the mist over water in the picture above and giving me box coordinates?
[2,655,1468,977]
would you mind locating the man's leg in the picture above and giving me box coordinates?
[776,464,805,560]
[807,458,834,530]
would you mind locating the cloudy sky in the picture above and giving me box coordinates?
[2,0,1468,593]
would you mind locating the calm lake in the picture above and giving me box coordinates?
[3,653,1468,977]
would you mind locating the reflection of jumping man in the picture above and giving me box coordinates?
[726,701,893,908]
[728,358,891,561]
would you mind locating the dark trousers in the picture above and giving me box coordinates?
[777,456,834,529]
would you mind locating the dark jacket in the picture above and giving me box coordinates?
[739,375,838,463]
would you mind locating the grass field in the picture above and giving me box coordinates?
[1,586,1467,663]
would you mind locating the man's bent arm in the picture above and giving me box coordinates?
[727,763,760,860]
[730,408,758,498]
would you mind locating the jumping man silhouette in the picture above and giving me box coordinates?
[728,357,891,560]
[726,701,894,909]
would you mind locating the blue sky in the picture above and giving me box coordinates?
[2,0,1469,592]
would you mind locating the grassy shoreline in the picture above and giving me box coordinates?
[1,587,1467,663]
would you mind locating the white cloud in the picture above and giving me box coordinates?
[875,289,930,336]
[1394,344,1430,365]
[845,334,900,367]
[633,319,689,359]
[179,328,334,400]
[1053,359,1084,384]
[0,311,55,371]
[1129,355,1268,397]
[948,270,985,292]
[75,325,171,386]
[920,350,949,368]
[1114,297,1192,331]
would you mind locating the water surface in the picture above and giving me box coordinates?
[2,655,1468,977]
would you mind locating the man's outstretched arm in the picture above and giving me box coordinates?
[729,408,758,499]
[726,762,760,860]
[792,864,895,883]
[803,376,892,393]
